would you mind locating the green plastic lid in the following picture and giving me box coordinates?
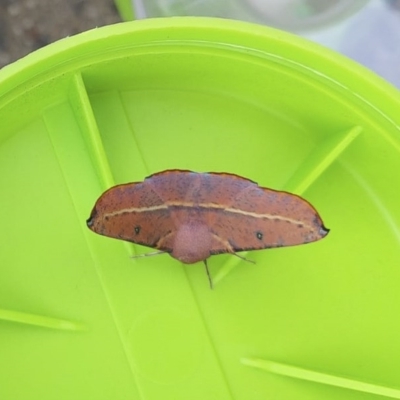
[1,17,400,400]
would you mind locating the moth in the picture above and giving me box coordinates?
[87,170,329,287]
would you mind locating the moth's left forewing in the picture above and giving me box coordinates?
[88,180,176,251]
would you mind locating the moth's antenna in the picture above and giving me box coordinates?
[204,259,213,289]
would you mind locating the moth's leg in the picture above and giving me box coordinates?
[232,252,255,264]
[204,259,213,289]
[131,251,166,259]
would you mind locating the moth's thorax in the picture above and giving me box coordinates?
[171,222,212,264]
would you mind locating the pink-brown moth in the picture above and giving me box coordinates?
[87,170,329,287]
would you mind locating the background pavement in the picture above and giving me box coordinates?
[0,0,121,67]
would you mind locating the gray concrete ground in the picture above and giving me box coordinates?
[0,0,121,67]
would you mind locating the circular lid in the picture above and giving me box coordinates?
[1,17,400,399]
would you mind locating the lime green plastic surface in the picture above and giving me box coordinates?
[114,0,135,21]
[1,17,400,400]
